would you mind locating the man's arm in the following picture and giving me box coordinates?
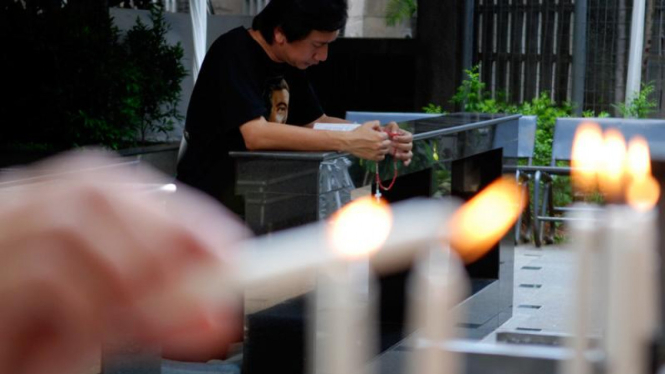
[239,116,391,161]
[302,115,414,166]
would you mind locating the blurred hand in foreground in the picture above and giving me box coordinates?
[0,151,250,374]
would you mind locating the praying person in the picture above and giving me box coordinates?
[176,0,413,218]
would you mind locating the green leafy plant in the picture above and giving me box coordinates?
[582,109,611,118]
[613,82,657,118]
[121,6,187,143]
[519,92,574,166]
[445,65,575,166]
[430,65,663,243]
[422,103,446,114]
[451,65,486,112]
[385,0,417,26]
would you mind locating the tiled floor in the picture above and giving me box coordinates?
[482,243,604,343]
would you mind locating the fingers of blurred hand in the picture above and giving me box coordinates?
[394,150,414,166]
[391,139,413,153]
[160,303,242,362]
[0,265,101,374]
[0,151,250,367]
[392,130,413,144]
[384,121,400,132]
[361,120,381,131]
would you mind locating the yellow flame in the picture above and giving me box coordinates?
[626,136,651,181]
[329,196,392,258]
[626,175,660,211]
[598,129,627,202]
[448,177,523,264]
[625,137,659,210]
[571,122,603,194]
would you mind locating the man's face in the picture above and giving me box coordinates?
[275,29,339,70]
[269,88,290,124]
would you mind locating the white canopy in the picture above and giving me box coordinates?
[189,0,207,82]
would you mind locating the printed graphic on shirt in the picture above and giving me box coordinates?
[263,77,290,124]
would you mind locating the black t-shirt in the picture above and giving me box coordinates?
[176,27,324,215]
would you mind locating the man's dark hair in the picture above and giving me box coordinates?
[252,0,348,44]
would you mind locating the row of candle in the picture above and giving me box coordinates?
[238,177,521,374]
[157,168,522,374]
[175,121,661,374]
[565,122,661,374]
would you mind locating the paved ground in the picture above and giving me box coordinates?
[482,243,603,343]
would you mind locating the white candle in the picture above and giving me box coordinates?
[561,204,601,374]
[310,261,378,374]
[407,242,468,374]
[604,204,658,374]
[628,208,659,344]
[233,199,460,291]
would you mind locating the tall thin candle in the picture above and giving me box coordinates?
[407,243,468,374]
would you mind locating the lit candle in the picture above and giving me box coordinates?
[408,177,522,374]
[562,122,604,374]
[407,243,467,374]
[571,122,603,195]
[232,198,460,290]
[604,135,660,374]
[311,197,390,374]
[311,261,378,374]
[564,209,601,374]
[152,181,522,341]
[448,177,525,264]
[605,204,646,374]
[598,129,628,203]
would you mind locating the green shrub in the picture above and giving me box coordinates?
[422,103,446,114]
[427,65,661,242]
[613,82,657,119]
[119,6,186,143]
[385,0,417,26]
[447,65,574,166]
[582,109,611,118]
[450,65,487,112]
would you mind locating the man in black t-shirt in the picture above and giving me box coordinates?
[176,0,413,217]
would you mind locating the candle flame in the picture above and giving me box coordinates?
[571,122,603,193]
[626,175,660,211]
[448,177,523,264]
[598,129,627,202]
[626,136,651,181]
[625,137,659,210]
[329,196,392,259]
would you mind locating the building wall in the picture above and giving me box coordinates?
[209,0,244,15]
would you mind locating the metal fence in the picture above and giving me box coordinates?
[645,0,665,117]
[473,0,665,118]
[474,0,575,106]
[584,0,630,115]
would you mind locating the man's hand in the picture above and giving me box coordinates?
[343,121,391,161]
[0,151,249,374]
[385,121,414,166]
